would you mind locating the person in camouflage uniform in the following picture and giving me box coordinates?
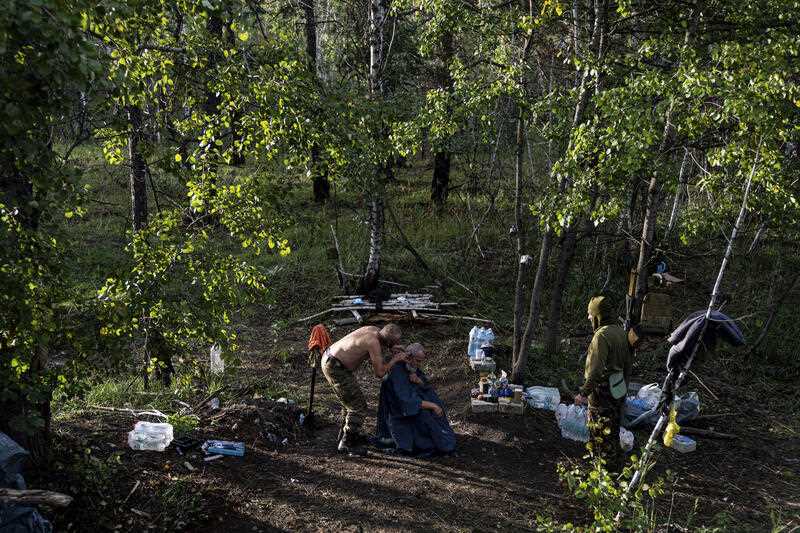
[574,295,633,472]
[321,323,406,455]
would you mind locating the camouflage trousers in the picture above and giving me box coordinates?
[588,387,625,472]
[321,352,367,437]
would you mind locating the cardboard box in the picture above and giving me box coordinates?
[498,401,525,415]
[471,398,498,414]
[469,357,496,373]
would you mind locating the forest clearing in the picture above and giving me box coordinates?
[1,0,799,531]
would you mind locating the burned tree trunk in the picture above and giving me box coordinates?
[431,151,451,207]
[128,105,148,232]
[303,0,330,202]
[430,31,454,207]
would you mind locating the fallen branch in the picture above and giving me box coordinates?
[293,308,334,324]
[417,312,493,324]
[193,385,230,412]
[679,427,736,440]
[0,488,73,507]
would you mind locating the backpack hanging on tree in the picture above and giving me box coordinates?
[640,291,672,335]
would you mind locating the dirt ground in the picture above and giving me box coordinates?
[38,321,800,532]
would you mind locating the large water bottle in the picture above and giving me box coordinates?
[484,328,495,346]
[473,327,486,359]
[468,326,479,358]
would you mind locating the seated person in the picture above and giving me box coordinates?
[375,343,456,455]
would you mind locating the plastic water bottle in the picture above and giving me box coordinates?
[210,344,224,374]
[468,326,478,358]
[484,328,495,346]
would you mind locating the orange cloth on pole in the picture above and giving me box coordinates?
[307,324,332,353]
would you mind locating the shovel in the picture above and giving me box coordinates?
[305,348,321,431]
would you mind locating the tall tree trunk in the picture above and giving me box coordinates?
[360,0,389,293]
[749,270,800,353]
[632,102,675,311]
[510,0,603,382]
[512,230,552,384]
[431,31,454,207]
[512,107,529,358]
[303,0,329,202]
[542,229,578,353]
[128,106,148,232]
[362,192,384,292]
[631,17,695,320]
[520,0,606,361]
[665,147,690,238]
[431,151,450,206]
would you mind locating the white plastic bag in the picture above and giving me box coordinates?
[619,427,634,451]
[555,403,589,442]
[525,386,561,411]
[210,343,224,374]
[637,383,662,408]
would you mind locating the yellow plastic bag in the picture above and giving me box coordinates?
[663,402,681,447]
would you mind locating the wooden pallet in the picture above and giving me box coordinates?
[294,293,492,325]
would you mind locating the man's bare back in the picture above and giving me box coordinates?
[327,324,403,377]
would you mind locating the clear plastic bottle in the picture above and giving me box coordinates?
[468,326,479,358]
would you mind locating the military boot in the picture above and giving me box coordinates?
[337,432,367,456]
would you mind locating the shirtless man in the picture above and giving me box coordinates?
[321,323,406,455]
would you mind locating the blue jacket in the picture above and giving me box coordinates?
[376,365,456,454]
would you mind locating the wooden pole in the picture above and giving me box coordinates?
[619,143,760,519]
[0,488,73,507]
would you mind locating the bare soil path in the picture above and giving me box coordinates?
[43,322,800,531]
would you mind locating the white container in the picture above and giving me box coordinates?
[637,383,662,408]
[471,398,498,414]
[525,386,561,411]
[555,403,589,442]
[128,421,173,452]
[468,327,479,358]
[671,435,696,453]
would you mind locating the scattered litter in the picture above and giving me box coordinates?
[276,397,295,405]
[555,405,636,450]
[352,297,364,305]
[281,438,288,446]
[525,386,560,411]
[122,480,141,503]
[128,421,173,452]
[298,413,305,425]
[624,389,700,429]
[620,427,635,451]
[173,437,201,455]
[202,440,245,457]
[130,508,152,518]
[467,326,495,360]
[209,397,220,410]
[672,435,696,453]
[203,454,224,462]
[555,404,590,442]
[183,462,196,472]
[210,343,225,374]
[637,383,662,408]
[208,397,306,448]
